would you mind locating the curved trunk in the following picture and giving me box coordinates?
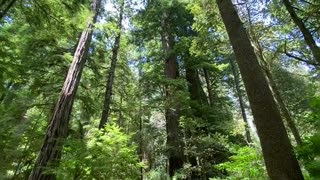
[28,0,101,179]
[216,0,303,179]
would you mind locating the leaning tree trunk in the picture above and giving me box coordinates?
[282,0,320,64]
[28,0,101,179]
[99,0,124,129]
[270,71,302,146]
[261,63,303,146]
[229,58,252,144]
[0,0,17,20]
[216,0,304,179]
[161,11,184,177]
[245,2,302,146]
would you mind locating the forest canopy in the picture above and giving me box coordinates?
[0,0,319,179]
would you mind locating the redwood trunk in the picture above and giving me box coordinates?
[216,0,303,179]
[28,0,101,179]
[161,12,184,176]
[99,0,124,129]
[229,58,252,143]
[282,0,320,64]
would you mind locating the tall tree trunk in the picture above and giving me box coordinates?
[0,0,16,20]
[139,100,143,180]
[99,0,124,129]
[229,58,252,144]
[28,0,101,179]
[282,0,320,64]
[216,0,304,179]
[161,12,184,177]
[203,68,214,106]
[245,1,302,146]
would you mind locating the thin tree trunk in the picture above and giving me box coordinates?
[0,0,17,20]
[216,0,304,179]
[139,101,143,180]
[118,94,123,127]
[282,0,320,64]
[229,58,252,144]
[203,68,214,106]
[28,0,101,179]
[161,11,184,177]
[264,66,303,146]
[99,0,124,129]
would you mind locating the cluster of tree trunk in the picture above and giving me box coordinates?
[25,0,313,179]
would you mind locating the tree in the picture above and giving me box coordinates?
[28,0,101,179]
[216,0,304,179]
[229,58,252,144]
[282,0,320,64]
[161,8,185,176]
[99,0,125,128]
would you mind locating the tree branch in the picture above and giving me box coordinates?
[283,41,320,66]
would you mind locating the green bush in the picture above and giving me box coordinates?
[213,146,267,180]
[54,124,143,179]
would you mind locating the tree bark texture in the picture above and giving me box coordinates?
[282,0,320,64]
[161,11,184,177]
[229,58,252,144]
[99,0,124,129]
[216,0,304,179]
[28,0,101,179]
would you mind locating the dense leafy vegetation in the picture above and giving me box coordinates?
[0,0,319,179]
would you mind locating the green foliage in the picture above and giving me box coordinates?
[145,167,170,180]
[54,124,142,179]
[297,96,320,179]
[214,146,267,179]
[0,0,319,179]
